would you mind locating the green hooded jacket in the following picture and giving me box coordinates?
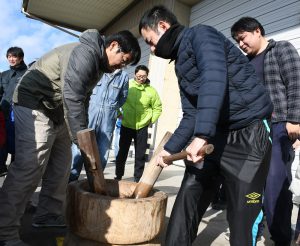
[122,79,162,130]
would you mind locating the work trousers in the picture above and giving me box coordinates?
[0,105,71,240]
[165,120,271,246]
[264,122,294,245]
[115,125,148,182]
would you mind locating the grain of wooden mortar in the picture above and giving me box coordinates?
[66,179,168,245]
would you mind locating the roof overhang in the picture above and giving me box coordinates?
[22,0,139,34]
[22,0,201,37]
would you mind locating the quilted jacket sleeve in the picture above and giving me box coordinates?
[62,45,100,144]
[191,27,227,138]
[164,26,228,153]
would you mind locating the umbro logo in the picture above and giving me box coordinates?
[245,192,261,204]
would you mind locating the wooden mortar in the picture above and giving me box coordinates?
[66,179,168,245]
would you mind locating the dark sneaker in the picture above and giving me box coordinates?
[274,242,290,246]
[0,165,8,177]
[24,201,37,214]
[0,239,29,246]
[32,214,66,228]
[68,174,79,183]
[114,176,122,181]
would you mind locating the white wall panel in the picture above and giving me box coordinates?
[190,0,300,53]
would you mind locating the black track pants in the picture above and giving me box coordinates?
[165,120,271,246]
[115,125,148,181]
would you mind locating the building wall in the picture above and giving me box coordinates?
[190,0,300,51]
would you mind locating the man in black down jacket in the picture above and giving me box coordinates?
[139,5,273,246]
[0,30,140,246]
[0,47,27,176]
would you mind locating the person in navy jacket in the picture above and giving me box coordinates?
[139,5,273,246]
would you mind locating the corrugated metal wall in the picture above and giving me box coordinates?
[190,0,300,52]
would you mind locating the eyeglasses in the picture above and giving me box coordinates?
[136,75,147,79]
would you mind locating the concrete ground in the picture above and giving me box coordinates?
[0,156,299,246]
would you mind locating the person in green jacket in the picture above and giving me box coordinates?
[115,65,162,182]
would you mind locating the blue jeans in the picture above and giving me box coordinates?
[69,71,128,181]
[69,130,112,182]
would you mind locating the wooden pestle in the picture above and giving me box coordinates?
[163,144,214,164]
[133,133,214,199]
[77,128,107,194]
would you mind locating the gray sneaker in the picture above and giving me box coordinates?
[0,239,29,246]
[32,214,66,228]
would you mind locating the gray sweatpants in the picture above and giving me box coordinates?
[0,105,71,240]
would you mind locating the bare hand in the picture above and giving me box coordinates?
[286,122,300,141]
[186,137,207,163]
[156,149,171,168]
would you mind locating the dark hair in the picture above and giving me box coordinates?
[231,17,265,40]
[139,5,178,34]
[135,65,149,74]
[6,47,24,58]
[105,30,141,65]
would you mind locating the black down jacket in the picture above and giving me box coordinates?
[165,25,273,153]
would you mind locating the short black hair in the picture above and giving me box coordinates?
[139,5,178,34]
[135,65,149,74]
[6,47,24,58]
[105,30,141,65]
[231,17,265,40]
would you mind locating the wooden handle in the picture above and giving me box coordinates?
[163,144,214,164]
[133,132,173,199]
[77,128,107,194]
[134,134,214,199]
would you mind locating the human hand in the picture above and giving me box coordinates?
[186,137,207,163]
[156,149,171,168]
[286,122,300,141]
[293,139,300,150]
